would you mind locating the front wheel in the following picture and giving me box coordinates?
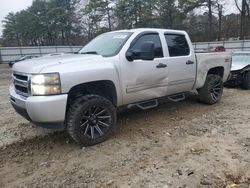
[241,71,250,90]
[198,74,223,105]
[66,95,117,146]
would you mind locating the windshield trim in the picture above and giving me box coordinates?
[79,31,133,57]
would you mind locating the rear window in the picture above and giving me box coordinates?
[165,34,190,57]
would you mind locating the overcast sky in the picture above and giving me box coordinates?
[0,0,239,36]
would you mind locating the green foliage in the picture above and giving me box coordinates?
[115,0,159,28]
[2,0,78,46]
[0,0,247,46]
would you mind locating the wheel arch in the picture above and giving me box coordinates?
[67,80,118,107]
[195,66,225,89]
[207,66,225,78]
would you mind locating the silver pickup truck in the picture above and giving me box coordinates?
[10,28,231,146]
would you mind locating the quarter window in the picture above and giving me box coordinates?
[130,34,163,58]
[165,34,190,57]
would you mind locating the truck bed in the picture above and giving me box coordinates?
[194,52,232,89]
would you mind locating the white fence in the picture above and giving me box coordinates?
[0,46,81,63]
[1,40,250,63]
[193,40,250,52]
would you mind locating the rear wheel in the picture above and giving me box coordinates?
[66,95,117,146]
[198,74,223,105]
[242,71,250,90]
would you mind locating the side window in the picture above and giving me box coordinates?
[164,34,190,57]
[130,34,163,58]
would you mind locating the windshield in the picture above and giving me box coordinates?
[233,54,250,64]
[79,32,132,57]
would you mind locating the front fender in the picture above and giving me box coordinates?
[62,67,121,105]
[40,60,122,106]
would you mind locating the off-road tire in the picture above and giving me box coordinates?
[198,74,223,105]
[66,95,117,146]
[242,71,250,90]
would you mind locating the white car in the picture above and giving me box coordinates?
[226,51,250,89]
[10,28,232,146]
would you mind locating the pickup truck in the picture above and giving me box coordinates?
[10,28,231,146]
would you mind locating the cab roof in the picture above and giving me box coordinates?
[110,28,187,35]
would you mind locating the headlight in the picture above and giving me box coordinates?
[31,73,61,96]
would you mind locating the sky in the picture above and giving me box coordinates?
[0,0,240,36]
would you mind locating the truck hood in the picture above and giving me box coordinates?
[231,61,250,71]
[12,54,104,73]
[231,54,250,71]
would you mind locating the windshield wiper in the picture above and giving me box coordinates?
[79,51,99,55]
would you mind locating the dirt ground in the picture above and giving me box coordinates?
[0,64,249,188]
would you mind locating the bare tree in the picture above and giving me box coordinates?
[234,0,247,39]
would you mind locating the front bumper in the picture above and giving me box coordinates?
[225,70,242,86]
[9,84,67,130]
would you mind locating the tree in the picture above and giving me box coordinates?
[2,0,79,46]
[179,0,226,41]
[234,0,248,39]
[2,13,20,46]
[217,3,223,41]
[221,13,240,40]
[115,0,158,29]
[0,0,247,46]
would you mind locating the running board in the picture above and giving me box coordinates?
[127,93,186,110]
[168,93,186,102]
[127,99,158,110]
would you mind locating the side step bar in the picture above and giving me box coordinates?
[127,99,158,110]
[127,93,186,110]
[167,93,186,102]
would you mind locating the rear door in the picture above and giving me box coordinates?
[164,33,196,95]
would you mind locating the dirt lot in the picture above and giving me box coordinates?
[0,64,249,188]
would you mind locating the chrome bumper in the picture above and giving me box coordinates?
[9,84,68,129]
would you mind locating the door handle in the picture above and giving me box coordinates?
[156,63,167,68]
[186,60,195,65]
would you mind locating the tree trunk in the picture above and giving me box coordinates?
[61,29,65,45]
[106,0,112,31]
[240,0,246,40]
[208,0,213,41]
[218,5,223,41]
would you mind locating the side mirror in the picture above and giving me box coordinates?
[126,50,134,62]
[140,42,155,61]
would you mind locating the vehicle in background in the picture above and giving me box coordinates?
[195,46,226,53]
[10,28,232,146]
[207,46,226,53]
[225,51,250,89]
[8,55,40,67]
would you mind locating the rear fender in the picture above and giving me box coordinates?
[195,66,225,89]
[194,53,231,89]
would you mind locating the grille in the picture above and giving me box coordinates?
[230,71,241,80]
[13,72,29,97]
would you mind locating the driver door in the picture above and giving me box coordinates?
[120,32,169,105]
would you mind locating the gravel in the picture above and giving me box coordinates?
[0,64,250,187]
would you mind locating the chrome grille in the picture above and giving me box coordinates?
[12,72,30,97]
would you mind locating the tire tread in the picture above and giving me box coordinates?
[198,74,223,105]
[242,71,250,90]
[66,95,116,146]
